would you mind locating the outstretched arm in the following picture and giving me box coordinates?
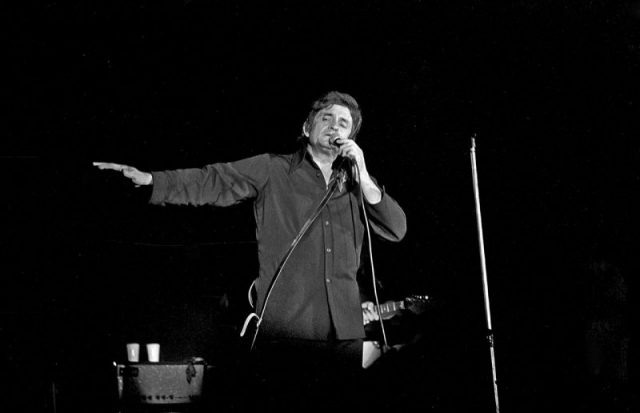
[93,162,153,187]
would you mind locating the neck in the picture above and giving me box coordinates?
[306,145,337,168]
[306,145,338,186]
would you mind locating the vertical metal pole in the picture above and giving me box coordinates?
[51,381,57,413]
[470,136,500,413]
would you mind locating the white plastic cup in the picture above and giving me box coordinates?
[146,343,160,362]
[126,343,140,363]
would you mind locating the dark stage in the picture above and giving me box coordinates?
[2,1,637,412]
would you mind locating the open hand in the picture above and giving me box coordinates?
[93,162,153,186]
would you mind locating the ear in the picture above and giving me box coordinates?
[302,122,310,137]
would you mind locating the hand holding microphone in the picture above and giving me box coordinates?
[330,135,382,204]
[330,136,355,171]
[329,136,363,170]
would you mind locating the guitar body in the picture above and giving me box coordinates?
[362,340,382,369]
[361,295,431,369]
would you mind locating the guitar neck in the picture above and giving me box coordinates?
[375,300,405,318]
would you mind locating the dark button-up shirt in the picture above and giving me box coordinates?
[149,147,406,341]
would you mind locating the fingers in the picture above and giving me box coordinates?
[92,162,128,171]
[338,140,363,161]
[336,137,357,148]
[93,162,151,186]
[363,311,379,325]
[93,162,138,176]
[122,166,137,177]
[361,301,379,325]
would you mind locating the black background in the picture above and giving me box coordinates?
[2,1,638,412]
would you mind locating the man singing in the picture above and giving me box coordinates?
[94,90,407,409]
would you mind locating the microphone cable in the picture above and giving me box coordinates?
[354,161,391,353]
[240,165,344,351]
[240,154,391,354]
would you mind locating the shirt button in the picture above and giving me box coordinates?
[326,248,331,253]
[325,278,331,283]
[324,221,330,226]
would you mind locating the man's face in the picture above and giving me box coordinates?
[307,104,353,153]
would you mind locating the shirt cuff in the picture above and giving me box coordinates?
[149,171,169,205]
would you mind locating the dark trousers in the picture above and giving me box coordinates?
[239,338,365,411]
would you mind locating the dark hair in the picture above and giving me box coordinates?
[302,91,363,141]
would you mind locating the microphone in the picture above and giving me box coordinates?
[329,136,354,182]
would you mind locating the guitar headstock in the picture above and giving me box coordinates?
[404,294,432,315]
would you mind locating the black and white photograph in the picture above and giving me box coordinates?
[3,1,637,412]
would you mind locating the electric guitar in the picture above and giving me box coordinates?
[366,294,431,322]
[362,294,431,369]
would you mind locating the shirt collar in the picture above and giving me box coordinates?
[289,144,312,174]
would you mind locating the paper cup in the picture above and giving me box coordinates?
[146,343,160,362]
[126,343,140,363]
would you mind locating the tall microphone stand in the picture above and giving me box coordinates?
[470,136,500,413]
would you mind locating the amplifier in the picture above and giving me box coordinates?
[116,360,207,405]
